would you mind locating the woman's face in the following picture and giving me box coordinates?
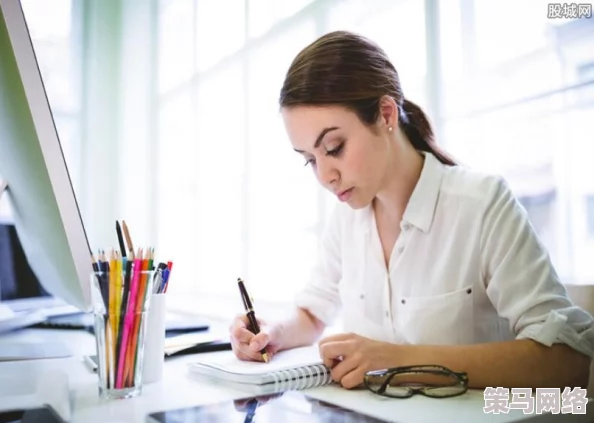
[282,105,391,209]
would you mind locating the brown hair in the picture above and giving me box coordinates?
[279,30,456,166]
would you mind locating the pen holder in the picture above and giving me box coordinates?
[142,293,166,384]
[90,269,155,400]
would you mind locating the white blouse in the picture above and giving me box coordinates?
[295,152,594,358]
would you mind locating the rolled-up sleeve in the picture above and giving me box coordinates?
[294,205,343,326]
[480,177,594,358]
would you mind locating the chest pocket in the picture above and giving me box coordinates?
[396,285,475,345]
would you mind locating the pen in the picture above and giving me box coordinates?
[237,278,268,363]
[83,355,98,373]
[115,221,126,259]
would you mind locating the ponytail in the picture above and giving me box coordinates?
[399,99,456,166]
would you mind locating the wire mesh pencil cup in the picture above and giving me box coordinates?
[90,267,155,400]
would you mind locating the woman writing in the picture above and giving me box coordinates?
[229,30,593,390]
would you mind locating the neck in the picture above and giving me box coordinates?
[373,142,424,220]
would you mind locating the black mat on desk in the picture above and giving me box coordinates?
[32,312,210,336]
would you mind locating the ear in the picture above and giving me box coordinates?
[378,95,398,130]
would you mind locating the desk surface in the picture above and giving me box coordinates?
[0,327,586,423]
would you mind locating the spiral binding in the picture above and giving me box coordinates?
[270,364,333,392]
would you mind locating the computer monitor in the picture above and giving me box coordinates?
[0,0,92,312]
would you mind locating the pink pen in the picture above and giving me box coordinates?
[115,257,142,388]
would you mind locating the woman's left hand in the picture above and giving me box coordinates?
[318,333,401,389]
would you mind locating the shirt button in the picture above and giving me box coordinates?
[359,294,365,299]
[402,222,411,231]
[397,246,404,253]
[385,311,389,317]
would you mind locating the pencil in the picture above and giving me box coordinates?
[129,249,150,383]
[122,220,135,259]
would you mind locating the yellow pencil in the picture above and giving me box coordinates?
[109,250,117,386]
[115,252,122,338]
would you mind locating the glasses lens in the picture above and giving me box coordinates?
[422,384,467,397]
[366,370,465,397]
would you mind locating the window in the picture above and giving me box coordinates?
[193,63,245,295]
[21,0,594,319]
[196,0,246,71]
[158,0,195,94]
[157,89,196,281]
[246,19,319,302]
[248,0,314,39]
[586,195,594,238]
[439,0,594,283]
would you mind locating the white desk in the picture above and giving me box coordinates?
[0,327,587,423]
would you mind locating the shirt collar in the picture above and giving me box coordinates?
[402,151,445,233]
[356,151,445,234]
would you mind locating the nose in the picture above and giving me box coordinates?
[315,156,338,188]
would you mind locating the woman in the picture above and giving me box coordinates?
[229,30,593,390]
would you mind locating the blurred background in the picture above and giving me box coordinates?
[2,0,593,318]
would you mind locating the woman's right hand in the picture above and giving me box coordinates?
[229,313,283,362]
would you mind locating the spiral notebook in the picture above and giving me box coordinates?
[187,345,333,392]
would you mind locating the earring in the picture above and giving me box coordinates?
[388,126,393,132]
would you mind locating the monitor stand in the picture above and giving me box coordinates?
[0,179,57,335]
[0,179,6,201]
[0,179,12,321]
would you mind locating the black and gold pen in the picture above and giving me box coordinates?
[237,277,269,363]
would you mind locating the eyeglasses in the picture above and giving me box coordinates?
[363,365,468,399]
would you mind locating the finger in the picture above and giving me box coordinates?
[234,333,270,362]
[319,332,356,345]
[329,354,359,383]
[340,368,366,389]
[256,393,282,405]
[233,399,250,411]
[234,313,249,329]
[324,357,342,369]
[233,343,264,362]
[230,331,264,361]
[319,340,354,363]
[249,331,270,352]
[233,327,257,344]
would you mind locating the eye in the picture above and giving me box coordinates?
[304,157,316,167]
[326,142,345,157]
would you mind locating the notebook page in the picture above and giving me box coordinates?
[188,345,326,384]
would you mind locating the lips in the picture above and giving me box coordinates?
[336,188,354,202]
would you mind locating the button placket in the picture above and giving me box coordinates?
[383,275,392,326]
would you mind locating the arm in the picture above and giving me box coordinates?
[476,177,593,388]
[284,203,344,346]
[397,340,590,389]
[276,307,326,351]
[320,335,590,389]
[231,205,344,361]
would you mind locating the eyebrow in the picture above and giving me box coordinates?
[293,126,339,153]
